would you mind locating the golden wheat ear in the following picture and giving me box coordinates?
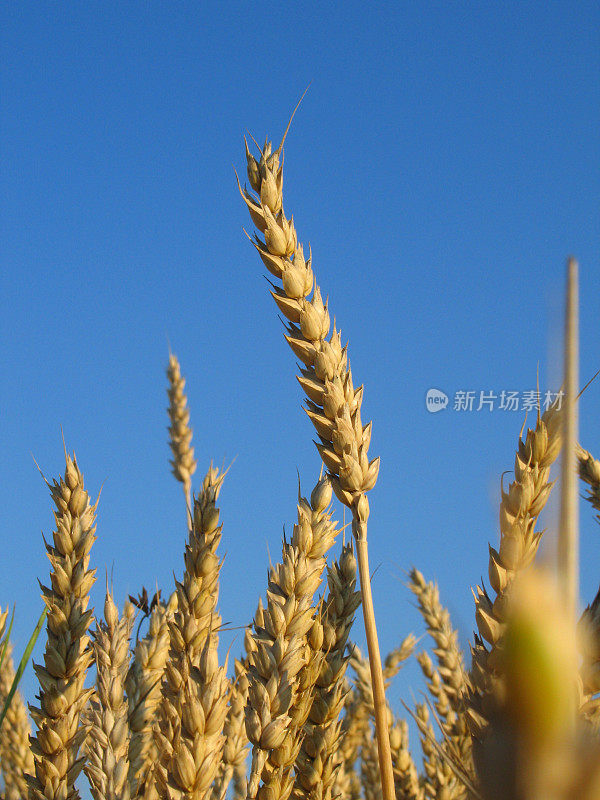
[84,586,135,800]
[166,352,198,528]
[0,633,34,800]
[240,121,397,800]
[27,453,97,800]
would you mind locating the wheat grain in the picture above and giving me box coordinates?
[84,588,135,800]
[0,640,35,800]
[27,454,97,800]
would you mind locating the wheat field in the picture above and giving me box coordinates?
[0,115,599,800]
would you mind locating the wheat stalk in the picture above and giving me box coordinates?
[240,122,394,799]
[27,453,97,800]
[0,639,35,800]
[83,587,135,800]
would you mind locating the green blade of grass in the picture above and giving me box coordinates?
[0,607,46,732]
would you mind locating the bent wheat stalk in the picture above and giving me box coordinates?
[239,121,393,799]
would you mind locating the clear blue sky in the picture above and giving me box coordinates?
[1,2,599,793]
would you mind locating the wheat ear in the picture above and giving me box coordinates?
[0,637,35,799]
[211,657,250,800]
[349,638,417,799]
[240,127,393,799]
[154,464,229,799]
[467,401,562,739]
[292,542,361,800]
[415,703,463,800]
[127,594,177,799]
[332,685,369,800]
[244,476,338,800]
[167,353,198,526]
[84,587,135,800]
[577,445,600,522]
[408,569,471,784]
[27,453,97,800]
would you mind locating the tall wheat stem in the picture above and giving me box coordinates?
[558,256,579,625]
[354,532,394,800]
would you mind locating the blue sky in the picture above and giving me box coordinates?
[1,1,599,791]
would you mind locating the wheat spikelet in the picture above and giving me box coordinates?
[468,403,562,739]
[244,476,338,800]
[167,353,198,518]
[154,464,229,799]
[83,587,135,800]
[127,594,177,799]
[292,542,361,800]
[27,453,97,800]
[0,639,35,800]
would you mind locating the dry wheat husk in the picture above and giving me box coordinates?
[153,464,229,800]
[291,542,361,800]
[0,638,35,799]
[127,594,177,799]
[244,476,338,800]
[468,403,562,740]
[167,353,198,517]
[84,588,135,800]
[27,454,97,800]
